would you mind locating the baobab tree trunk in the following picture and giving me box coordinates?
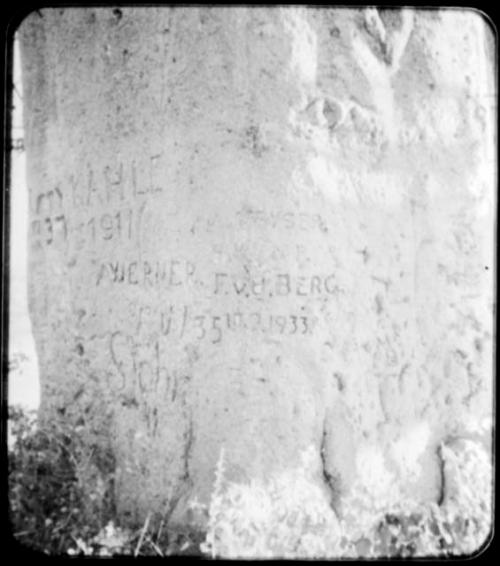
[19,7,494,529]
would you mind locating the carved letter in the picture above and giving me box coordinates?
[276,274,291,296]
[324,274,336,294]
[296,276,309,296]
[110,262,125,282]
[233,279,247,295]
[96,263,108,286]
[250,277,266,296]
[214,272,228,294]
[310,276,322,294]
[128,261,138,284]
[143,261,153,286]
[169,260,182,286]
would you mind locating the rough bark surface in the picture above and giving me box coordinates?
[20,7,495,527]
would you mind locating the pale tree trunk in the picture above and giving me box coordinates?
[19,7,495,529]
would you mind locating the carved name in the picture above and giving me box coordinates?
[213,272,339,297]
[70,155,164,208]
[96,258,196,287]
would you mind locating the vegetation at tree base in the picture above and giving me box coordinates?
[8,404,109,555]
[8,404,492,557]
[196,444,492,559]
[8,404,204,556]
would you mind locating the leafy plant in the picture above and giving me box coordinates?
[8,404,114,554]
[196,446,347,558]
[9,402,491,558]
[196,439,492,559]
[8,351,30,375]
[8,404,205,556]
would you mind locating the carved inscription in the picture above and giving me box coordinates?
[190,209,328,235]
[107,303,319,427]
[72,206,138,249]
[34,187,63,215]
[83,208,132,241]
[188,310,317,342]
[70,156,164,209]
[110,331,186,396]
[31,214,68,248]
[236,208,328,233]
[96,258,196,287]
[214,272,339,297]
[31,206,139,250]
[109,331,190,436]
[134,304,318,344]
[30,187,68,249]
[95,261,340,299]
[30,154,165,250]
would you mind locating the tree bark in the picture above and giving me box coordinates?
[19,7,495,528]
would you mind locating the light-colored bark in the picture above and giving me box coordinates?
[20,7,495,527]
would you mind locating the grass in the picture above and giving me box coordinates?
[8,403,493,558]
[194,441,493,559]
[7,403,204,556]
